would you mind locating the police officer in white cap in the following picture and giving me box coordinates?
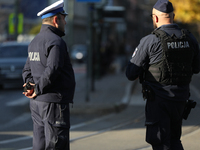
[126,0,200,149]
[22,0,75,149]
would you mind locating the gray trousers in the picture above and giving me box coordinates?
[30,100,70,150]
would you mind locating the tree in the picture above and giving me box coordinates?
[29,24,42,35]
[170,0,200,23]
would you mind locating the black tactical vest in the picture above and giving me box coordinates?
[144,29,194,85]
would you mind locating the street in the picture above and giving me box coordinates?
[0,0,199,149]
[0,63,88,149]
[0,64,200,149]
[70,74,200,150]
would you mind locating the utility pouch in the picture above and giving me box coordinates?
[142,84,155,101]
[182,100,197,120]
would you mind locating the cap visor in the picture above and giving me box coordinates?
[60,11,68,16]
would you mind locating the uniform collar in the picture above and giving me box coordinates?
[155,23,179,31]
[40,24,65,37]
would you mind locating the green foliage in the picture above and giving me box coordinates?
[29,24,42,35]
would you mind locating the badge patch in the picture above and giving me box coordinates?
[132,48,138,57]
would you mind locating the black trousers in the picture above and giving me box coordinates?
[30,100,70,150]
[145,96,186,150]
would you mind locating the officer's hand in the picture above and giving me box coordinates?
[23,82,35,88]
[22,83,36,98]
[23,89,34,96]
[24,92,37,99]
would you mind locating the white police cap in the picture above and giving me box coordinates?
[37,0,68,19]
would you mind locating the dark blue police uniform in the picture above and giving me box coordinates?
[126,23,200,149]
[23,1,75,149]
[23,23,75,150]
[126,0,200,149]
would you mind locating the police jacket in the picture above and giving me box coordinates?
[22,24,76,103]
[126,24,200,101]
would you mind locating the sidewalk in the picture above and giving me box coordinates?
[126,80,200,150]
[70,71,134,115]
[71,71,200,150]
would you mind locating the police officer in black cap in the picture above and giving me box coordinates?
[126,0,200,149]
[22,0,75,149]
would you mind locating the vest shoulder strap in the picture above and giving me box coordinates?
[181,29,190,38]
[152,30,169,40]
[152,28,191,39]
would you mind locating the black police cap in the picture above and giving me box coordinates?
[153,0,174,13]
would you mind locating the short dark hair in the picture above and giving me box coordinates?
[42,13,61,23]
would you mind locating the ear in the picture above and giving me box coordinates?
[155,15,159,23]
[53,16,59,28]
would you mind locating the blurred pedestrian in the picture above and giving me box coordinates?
[22,0,75,149]
[126,0,200,149]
